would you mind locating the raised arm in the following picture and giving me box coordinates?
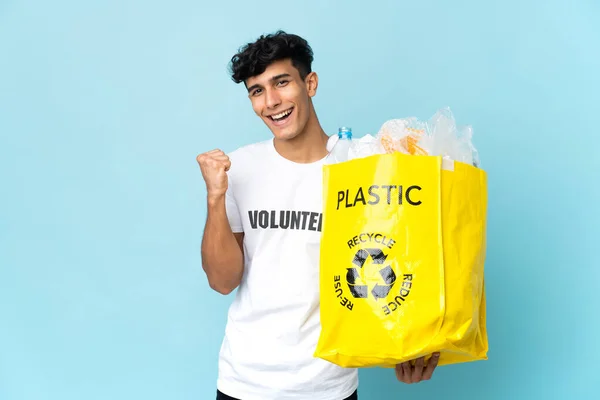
[197,149,244,295]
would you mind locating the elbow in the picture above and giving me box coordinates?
[204,268,239,295]
[209,280,236,295]
[202,258,242,295]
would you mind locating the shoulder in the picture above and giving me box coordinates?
[226,138,273,182]
[227,138,272,162]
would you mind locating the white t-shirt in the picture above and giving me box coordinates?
[216,137,358,400]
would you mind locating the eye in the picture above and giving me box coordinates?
[251,88,262,96]
[276,80,289,87]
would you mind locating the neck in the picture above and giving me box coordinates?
[273,105,330,164]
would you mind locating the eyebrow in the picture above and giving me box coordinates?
[247,73,292,93]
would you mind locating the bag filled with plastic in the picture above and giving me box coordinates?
[314,107,488,368]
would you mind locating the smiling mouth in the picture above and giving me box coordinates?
[268,107,294,123]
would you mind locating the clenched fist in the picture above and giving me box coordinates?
[196,149,231,200]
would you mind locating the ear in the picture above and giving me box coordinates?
[305,71,318,97]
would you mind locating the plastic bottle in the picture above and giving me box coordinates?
[328,127,353,164]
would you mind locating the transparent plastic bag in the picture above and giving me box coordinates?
[377,117,428,156]
[371,107,481,167]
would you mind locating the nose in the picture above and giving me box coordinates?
[264,87,281,110]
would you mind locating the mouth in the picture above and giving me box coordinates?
[268,107,294,126]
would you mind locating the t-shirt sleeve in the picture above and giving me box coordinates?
[225,182,244,233]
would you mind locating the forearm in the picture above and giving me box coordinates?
[201,195,244,294]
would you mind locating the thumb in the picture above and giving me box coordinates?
[223,158,231,172]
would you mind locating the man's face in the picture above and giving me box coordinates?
[245,59,317,141]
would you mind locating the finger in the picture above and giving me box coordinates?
[411,357,425,382]
[394,364,404,382]
[198,150,224,161]
[203,157,228,169]
[401,362,412,383]
[211,154,230,161]
[395,363,409,383]
[209,157,230,167]
[396,363,410,383]
[422,353,440,381]
[223,158,231,172]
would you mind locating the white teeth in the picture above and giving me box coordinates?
[272,108,292,120]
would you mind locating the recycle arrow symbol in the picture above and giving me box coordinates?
[371,265,397,299]
[346,267,368,298]
[346,248,397,300]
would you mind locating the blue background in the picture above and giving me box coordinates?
[1,0,599,399]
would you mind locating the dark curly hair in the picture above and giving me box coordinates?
[229,30,314,85]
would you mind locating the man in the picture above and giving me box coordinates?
[197,31,439,400]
